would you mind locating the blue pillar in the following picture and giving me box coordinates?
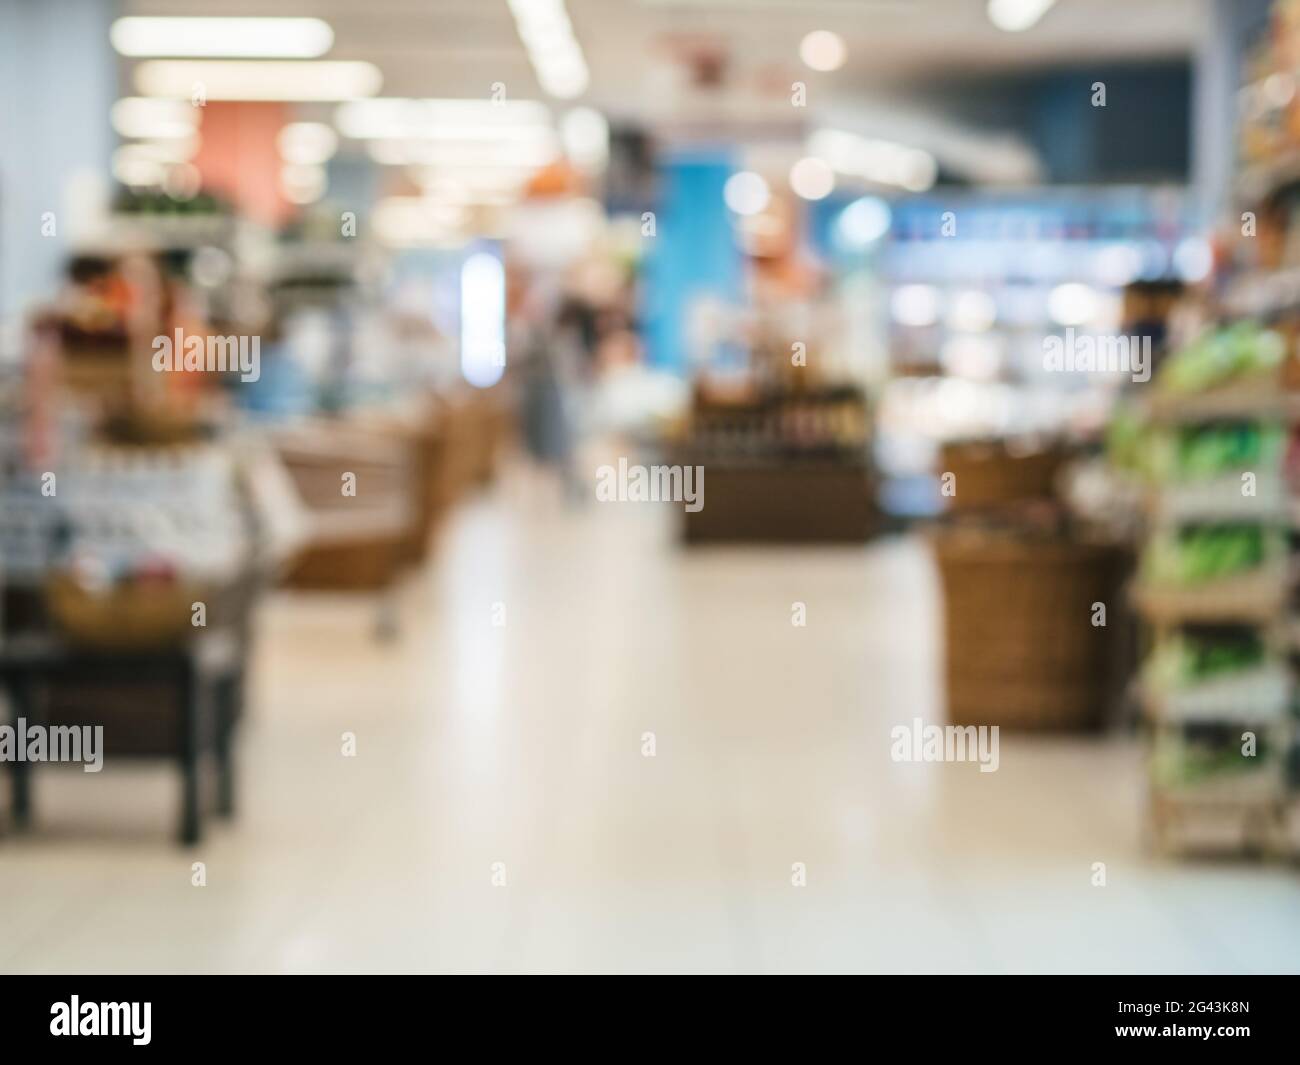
[644,150,742,373]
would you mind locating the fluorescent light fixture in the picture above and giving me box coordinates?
[135,60,381,101]
[111,17,334,58]
[335,98,551,138]
[278,122,339,165]
[987,0,1057,32]
[461,252,507,388]
[367,140,558,168]
[789,157,835,200]
[507,0,590,99]
[111,97,199,139]
[808,128,937,192]
[800,30,846,72]
[724,171,770,216]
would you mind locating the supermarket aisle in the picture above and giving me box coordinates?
[1,482,1298,974]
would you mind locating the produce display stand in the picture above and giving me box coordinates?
[0,610,248,846]
[675,384,876,544]
[1128,378,1295,856]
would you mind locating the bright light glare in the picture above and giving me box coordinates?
[334,99,552,139]
[724,171,770,216]
[278,122,339,165]
[507,0,590,99]
[1173,237,1213,283]
[808,128,937,192]
[111,97,198,139]
[789,157,834,200]
[560,107,608,170]
[800,30,846,72]
[987,0,1057,32]
[462,253,507,388]
[946,290,998,332]
[891,285,940,328]
[836,196,891,247]
[1048,283,1101,326]
[136,60,381,101]
[111,17,334,58]
[281,163,327,205]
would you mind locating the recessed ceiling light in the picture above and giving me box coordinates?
[111,17,334,58]
[799,30,846,72]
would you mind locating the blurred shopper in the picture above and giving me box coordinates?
[511,272,585,504]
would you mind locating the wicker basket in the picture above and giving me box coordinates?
[46,575,209,650]
[939,441,1064,511]
[932,529,1130,730]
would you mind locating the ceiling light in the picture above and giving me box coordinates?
[112,145,166,187]
[1048,283,1100,326]
[507,0,590,100]
[278,122,339,166]
[335,98,551,139]
[110,97,198,140]
[799,30,846,72]
[537,58,589,99]
[560,107,608,170]
[135,60,381,101]
[789,157,834,200]
[368,140,558,168]
[724,171,770,216]
[891,285,940,328]
[946,290,998,332]
[835,196,891,248]
[899,149,939,192]
[808,128,937,192]
[281,163,327,205]
[111,17,333,58]
[986,0,1057,32]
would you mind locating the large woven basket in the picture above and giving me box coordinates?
[939,441,1064,511]
[932,529,1130,730]
[47,575,212,650]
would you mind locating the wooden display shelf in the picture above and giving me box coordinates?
[677,460,876,544]
[1139,378,1298,425]
[1130,566,1290,625]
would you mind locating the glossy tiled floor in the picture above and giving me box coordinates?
[2,480,1298,973]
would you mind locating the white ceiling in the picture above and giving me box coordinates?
[120,0,1206,123]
